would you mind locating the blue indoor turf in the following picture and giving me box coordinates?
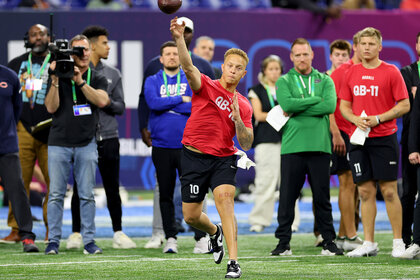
[0,199,391,240]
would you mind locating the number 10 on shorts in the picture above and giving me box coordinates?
[190,184,199,194]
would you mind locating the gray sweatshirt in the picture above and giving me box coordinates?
[91,61,125,141]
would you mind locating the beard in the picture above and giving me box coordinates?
[165,66,179,72]
[32,42,48,54]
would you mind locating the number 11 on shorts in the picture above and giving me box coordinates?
[354,162,362,173]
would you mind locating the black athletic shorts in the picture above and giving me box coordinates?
[348,133,399,184]
[180,146,238,203]
[330,130,351,175]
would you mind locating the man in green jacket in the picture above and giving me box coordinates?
[271,38,343,256]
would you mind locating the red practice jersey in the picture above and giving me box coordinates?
[340,61,409,138]
[330,60,355,135]
[182,74,253,157]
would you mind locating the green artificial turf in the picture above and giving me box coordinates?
[0,233,419,279]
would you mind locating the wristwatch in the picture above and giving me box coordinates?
[77,80,86,88]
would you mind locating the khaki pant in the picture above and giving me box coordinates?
[249,143,300,228]
[8,122,49,232]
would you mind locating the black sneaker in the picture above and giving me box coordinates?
[22,239,39,253]
[321,241,344,256]
[209,223,224,264]
[270,243,292,256]
[225,260,242,278]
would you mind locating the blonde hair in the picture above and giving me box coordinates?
[224,48,249,66]
[352,31,361,45]
[359,27,382,44]
[258,55,283,84]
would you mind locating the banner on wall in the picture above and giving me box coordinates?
[1,10,417,189]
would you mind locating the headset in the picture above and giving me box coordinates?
[23,31,31,49]
[23,26,51,49]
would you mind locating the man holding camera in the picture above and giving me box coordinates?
[44,34,109,255]
[1,24,51,243]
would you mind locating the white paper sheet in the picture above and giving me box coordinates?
[266,105,290,132]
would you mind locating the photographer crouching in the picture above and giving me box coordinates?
[44,34,109,255]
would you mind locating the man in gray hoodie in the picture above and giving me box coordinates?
[66,25,136,250]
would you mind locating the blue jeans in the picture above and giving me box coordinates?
[47,139,98,245]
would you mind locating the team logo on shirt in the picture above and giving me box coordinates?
[160,83,188,97]
[362,75,375,80]
[0,81,8,88]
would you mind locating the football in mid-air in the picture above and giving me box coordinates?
[157,0,182,14]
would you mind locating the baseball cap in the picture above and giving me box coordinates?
[177,17,194,32]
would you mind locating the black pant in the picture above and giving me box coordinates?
[0,153,35,240]
[413,166,420,245]
[72,138,122,232]
[401,143,417,245]
[275,152,335,245]
[152,147,205,240]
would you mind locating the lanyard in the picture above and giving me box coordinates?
[294,75,315,98]
[71,68,91,104]
[162,71,181,96]
[27,52,51,78]
[264,85,275,108]
[418,61,420,81]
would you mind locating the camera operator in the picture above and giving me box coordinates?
[44,34,109,255]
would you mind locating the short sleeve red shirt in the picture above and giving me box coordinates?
[330,60,354,135]
[340,61,409,137]
[182,74,253,156]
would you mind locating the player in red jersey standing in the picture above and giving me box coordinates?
[170,18,253,279]
[340,27,410,258]
[329,31,364,251]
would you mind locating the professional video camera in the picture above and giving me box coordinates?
[48,39,84,79]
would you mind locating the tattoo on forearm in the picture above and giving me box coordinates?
[235,121,253,150]
[392,108,402,119]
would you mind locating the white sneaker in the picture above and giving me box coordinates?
[314,234,323,247]
[336,237,345,250]
[193,236,211,254]
[249,225,264,233]
[392,239,406,258]
[113,231,137,249]
[144,233,164,249]
[163,237,178,253]
[347,241,379,257]
[343,236,364,251]
[66,232,82,249]
[400,243,420,259]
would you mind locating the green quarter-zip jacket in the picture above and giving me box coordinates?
[276,67,336,155]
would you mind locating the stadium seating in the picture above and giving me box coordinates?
[0,1,404,14]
